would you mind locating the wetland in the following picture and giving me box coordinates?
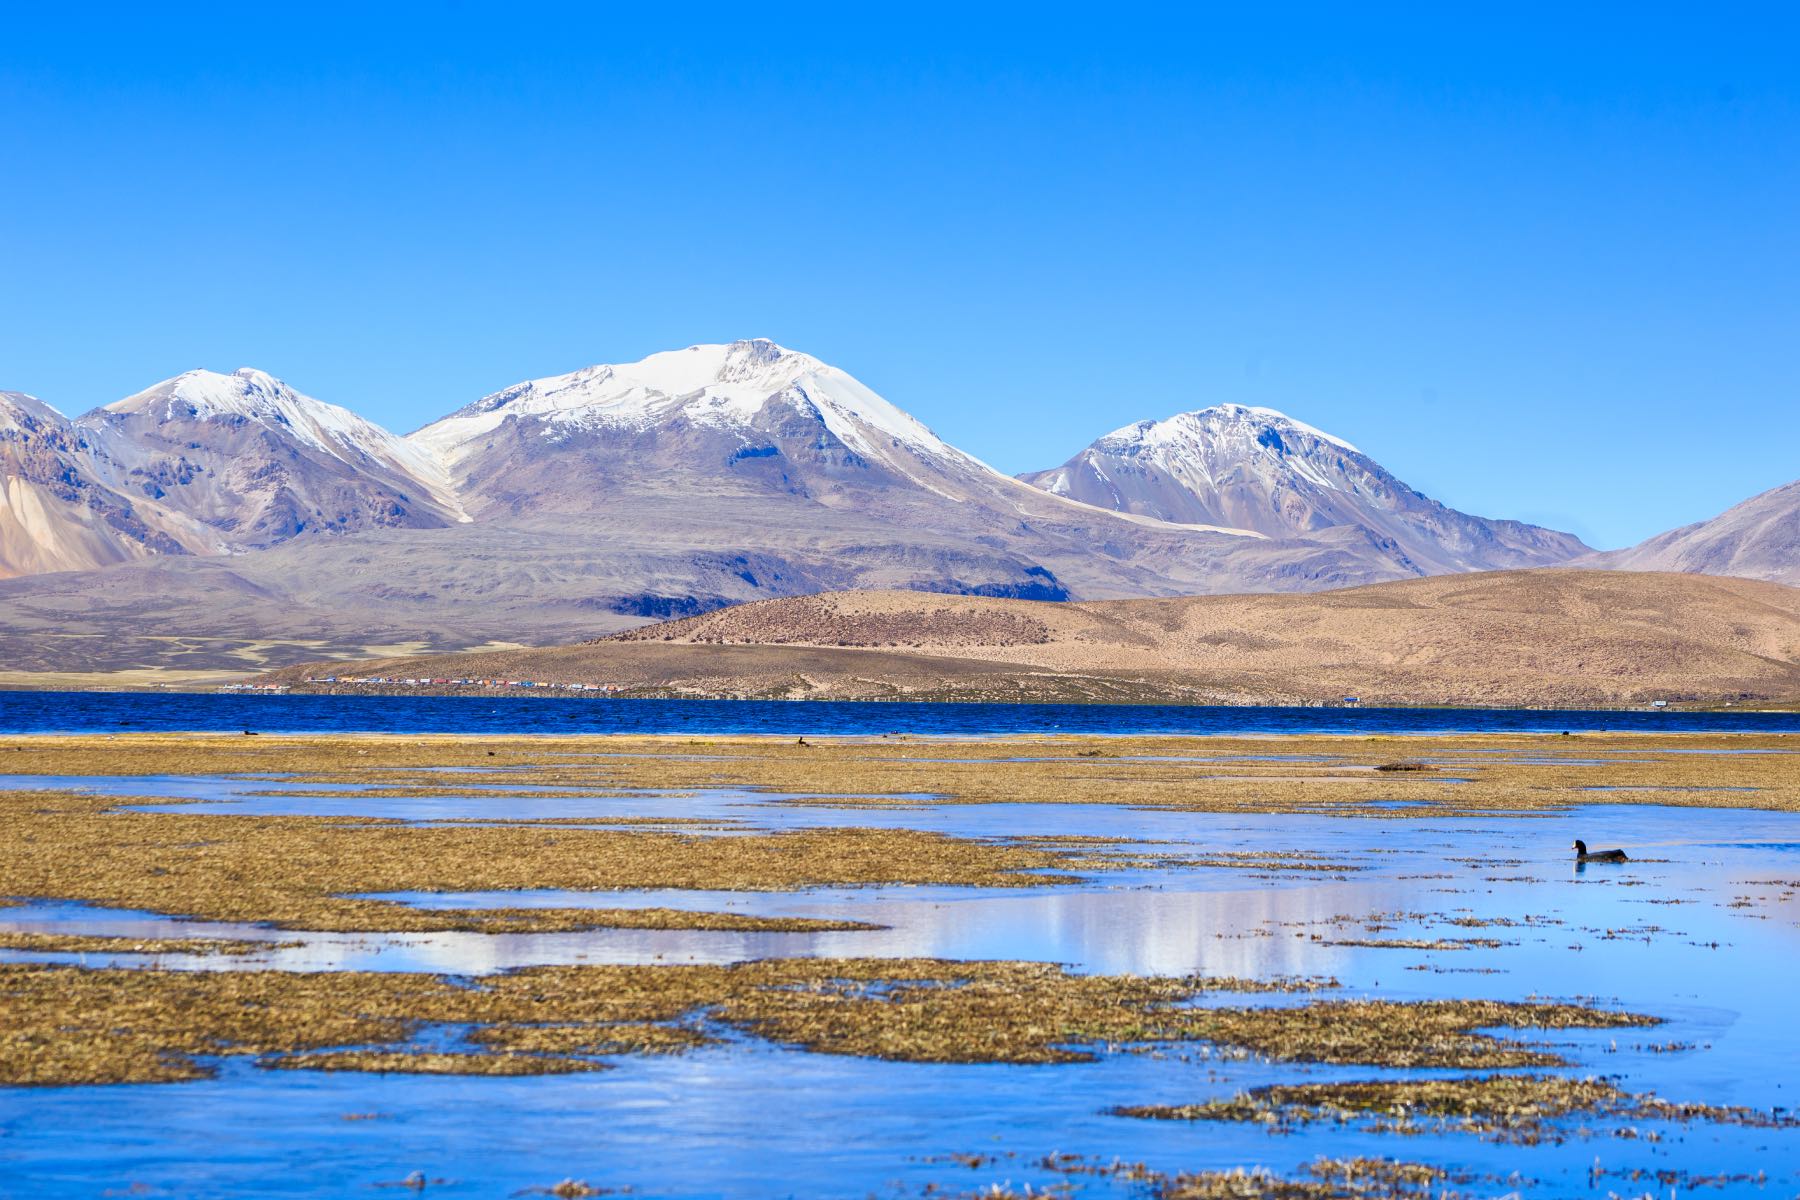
[1,723,1798,1196]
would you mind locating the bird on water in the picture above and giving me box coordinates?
[1572,839,1628,862]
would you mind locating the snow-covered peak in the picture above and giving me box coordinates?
[0,390,67,433]
[1101,404,1359,455]
[411,339,956,470]
[1056,404,1368,503]
[109,367,320,423]
[106,367,344,436]
[93,368,467,520]
[1020,398,1585,573]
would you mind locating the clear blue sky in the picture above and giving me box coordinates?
[3,4,1795,549]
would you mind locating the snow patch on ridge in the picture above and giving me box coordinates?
[0,391,67,432]
[99,368,469,521]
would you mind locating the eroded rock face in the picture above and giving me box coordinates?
[0,391,200,578]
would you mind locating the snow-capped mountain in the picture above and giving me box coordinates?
[411,339,1018,517]
[0,391,213,579]
[406,339,1334,602]
[79,368,466,548]
[1584,479,1799,585]
[0,343,1609,670]
[1020,405,1590,574]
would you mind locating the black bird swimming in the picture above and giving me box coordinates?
[1572,839,1628,862]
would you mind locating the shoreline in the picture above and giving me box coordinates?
[0,727,1794,809]
[2,679,1794,714]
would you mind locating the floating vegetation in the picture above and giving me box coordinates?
[1116,1073,1798,1142]
[2,728,1794,1195]
[512,1182,620,1199]
[375,1170,452,1190]
[1182,852,1363,873]
[0,964,437,1084]
[978,1155,1469,1200]
[1590,1165,1772,1191]
[1158,1157,1461,1199]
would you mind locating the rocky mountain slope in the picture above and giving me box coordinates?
[1582,480,1799,586]
[0,342,1605,674]
[262,570,1800,707]
[1020,405,1589,574]
[0,391,214,579]
[80,368,466,548]
[407,339,1337,601]
[0,369,467,581]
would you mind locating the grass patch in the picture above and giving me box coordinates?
[0,787,1084,933]
[265,1051,609,1076]
[471,1022,716,1056]
[0,958,1654,1086]
[1184,998,1655,1068]
[0,932,300,956]
[1116,1073,1799,1142]
[2,730,1796,817]
[0,958,1320,1085]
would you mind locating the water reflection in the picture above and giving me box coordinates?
[4,773,1800,1197]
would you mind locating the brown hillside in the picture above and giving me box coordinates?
[262,571,1800,707]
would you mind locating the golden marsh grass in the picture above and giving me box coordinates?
[0,958,1662,1086]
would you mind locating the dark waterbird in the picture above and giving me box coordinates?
[1573,839,1628,862]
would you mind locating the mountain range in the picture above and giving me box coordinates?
[0,340,1790,675]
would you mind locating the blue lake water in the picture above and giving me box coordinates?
[3,723,1799,1196]
[5,798,1799,1195]
[2,689,1798,736]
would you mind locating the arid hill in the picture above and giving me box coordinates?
[1582,479,1799,586]
[263,570,1800,708]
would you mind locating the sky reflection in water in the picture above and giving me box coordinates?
[2,771,1798,1197]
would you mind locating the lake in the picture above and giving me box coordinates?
[3,688,1798,736]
